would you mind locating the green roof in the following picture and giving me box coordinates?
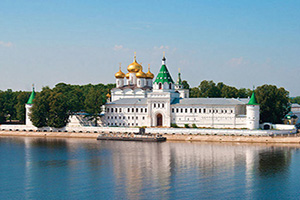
[154,64,174,84]
[248,91,259,105]
[27,87,36,104]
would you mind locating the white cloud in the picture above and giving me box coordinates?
[227,57,248,67]
[113,45,123,51]
[0,41,13,47]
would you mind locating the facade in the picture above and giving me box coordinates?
[103,54,260,129]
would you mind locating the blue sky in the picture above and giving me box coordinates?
[0,0,300,96]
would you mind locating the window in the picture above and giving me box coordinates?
[132,108,134,112]
[176,108,179,113]
[128,108,130,112]
[199,108,201,113]
[115,116,117,119]
[145,108,147,112]
[172,108,174,113]
[194,108,197,113]
[136,116,138,119]
[128,116,130,119]
[111,108,114,112]
[142,116,145,120]
[159,82,162,89]
[123,116,125,119]
[203,109,206,113]
[169,83,172,89]
[154,103,156,108]
[181,108,183,113]
[132,116,134,119]
[162,104,164,108]
[185,109,187,113]
[108,116,110,119]
[108,123,110,126]
[115,108,117,112]
[119,108,122,112]
[128,123,130,126]
[141,108,143,112]
[107,108,109,113]
[136,108,138,112]
[190,108,193,113]
[119,116,121,119]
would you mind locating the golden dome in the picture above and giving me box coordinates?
[125,73,130,79]
[127,54,142,73]
[106,93,111,98]
[136,69,146,78]
[115,69,125,78]
[146,64,154,79]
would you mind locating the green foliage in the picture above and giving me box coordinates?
[0,92,6,123]
[255,85,290,124]
[184,124,190,128]
[171,123,179,128]
[30,87,51,127]
[84,87,105,126]
[182,80,190,89]
[192,123,197,128]
[47,92,70,128]
[15,92,31,122]
[291,96,300,104]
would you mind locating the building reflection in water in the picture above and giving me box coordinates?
[16,137,296,199]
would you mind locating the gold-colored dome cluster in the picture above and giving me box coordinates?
[115,63,125,78]
[115,53,154,80]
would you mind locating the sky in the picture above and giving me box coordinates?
[0,0,300,96]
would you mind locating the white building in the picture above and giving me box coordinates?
[103,54,260,129]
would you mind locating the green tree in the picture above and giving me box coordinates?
[291,96,300,104]
[182,80,190,89]
[47,91,70,128]
[2,89,17,121]
[0,92,6,123]
[198,80,220,97]
[84,87,105,126]
[190,87,201,98]
[15,92,31,122]
[255,85,289,123]
[30,87,51,127]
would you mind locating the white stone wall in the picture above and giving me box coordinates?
[25,104,33,126]
[103,104,148,127]
[170,105,247,128]
[246,105,260,129]
[111,88,150,101]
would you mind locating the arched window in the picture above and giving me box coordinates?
[159,83,162,89]
[169,83,172,89]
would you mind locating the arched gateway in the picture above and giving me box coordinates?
[156,113,163,126]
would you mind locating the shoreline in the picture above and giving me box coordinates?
[1,130,300,144]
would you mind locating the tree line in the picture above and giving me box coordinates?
[0,80,294,127]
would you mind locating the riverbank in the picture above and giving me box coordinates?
[1,130,300,144]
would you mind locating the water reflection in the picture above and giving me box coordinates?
[0,137,299,199]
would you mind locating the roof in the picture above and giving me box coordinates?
[248,91,259,105]
[171,98,249,106]
[154,64,174,84]
[107,98,147,105]
[27,87,36,104]
[291,103,300,108]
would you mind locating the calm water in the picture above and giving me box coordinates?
[1,137,300,200]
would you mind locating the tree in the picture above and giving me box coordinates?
[84,87,105,126]
[255,85,289,124]
[47,91,70,128]
[291,96,300,104]
[182,80,190,89]
[2,89,17,121]
[30,87,51,127]
[15,92,31,122]
[0,92,6,123]
[198,80,220,97]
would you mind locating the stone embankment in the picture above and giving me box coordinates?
[1,130,300,144]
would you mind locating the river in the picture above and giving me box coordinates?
[0,137,300,199]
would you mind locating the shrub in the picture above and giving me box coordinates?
[171,123,179,128]
[192,124,197,128]
[184,124,190,128]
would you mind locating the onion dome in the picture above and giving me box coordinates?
[115,63,125,78]
[127,53,142,73]
[146,64,154,79]
[106,93,111,98]
[136,69,147,78]
[125,73,130,79]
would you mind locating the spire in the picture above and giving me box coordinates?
[134,51,137,61]
[27,84,36,104]
[248,89,259,105]
[162,51,166,65]
[177,68,182,85]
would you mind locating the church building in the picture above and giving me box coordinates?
[103,54,260,129]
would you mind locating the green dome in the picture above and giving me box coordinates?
[27,87,36,104]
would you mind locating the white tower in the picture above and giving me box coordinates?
[25,86,36,126]
[246,91,260,129]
